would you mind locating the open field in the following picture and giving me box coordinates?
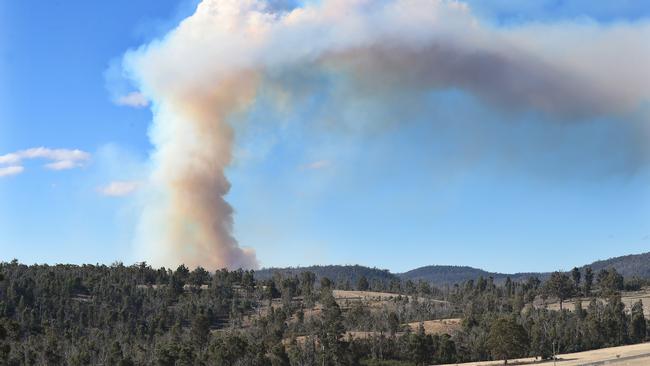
[334,289,410,301]
[341,319,462,340]
[242,289,453,329]
[406,318,461,335]
[333,290,449,304]
[543,288,650,317]
[439,342,650,366]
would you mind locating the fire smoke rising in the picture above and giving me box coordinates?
[123,0,650,269]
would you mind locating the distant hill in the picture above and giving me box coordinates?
[400,252,650,285]
[255,264,398,285]
[585,252,650,279]
[397,265,544,285]
[399,265,493,284]
[255,252,650,287]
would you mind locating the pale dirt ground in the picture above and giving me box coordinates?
[333,290,406,300]
[342,319,462,340]
[333,290,449,304]
[406,318,462,335]
[244,290,414,326]
[543,288,650,317]
[438,342,650,366]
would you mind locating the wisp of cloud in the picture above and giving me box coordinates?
[0,147,90,176]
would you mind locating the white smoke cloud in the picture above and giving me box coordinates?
[115,92,149,108]
[0,147,90,176]
[122,0,650,269]
[98,181,141,197]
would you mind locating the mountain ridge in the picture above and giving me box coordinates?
[256,251,650,286]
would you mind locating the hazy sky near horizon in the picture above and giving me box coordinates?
[1,0,649,273]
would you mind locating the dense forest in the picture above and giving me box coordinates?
[255,265,399,287]
[0,260,648,365]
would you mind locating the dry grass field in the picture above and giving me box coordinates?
[266,290,460,343]
[542,288,650,317]
[438,341,650,366]
[333,290,406,300]
[333,290,449,304]
[341,319,462,340]
[406,318,462,335]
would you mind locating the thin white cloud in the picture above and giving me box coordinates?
[0,153,20,165]
[0,147,91,176]
[115,92,149,108]
[45,160,80,170]
[0,166,25,177]
[97,181,141,197]
[302,160,331,170]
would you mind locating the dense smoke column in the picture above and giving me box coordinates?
[124,0,650,269]
[135,72,260,269]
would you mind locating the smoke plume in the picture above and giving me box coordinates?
[123,0,650,269]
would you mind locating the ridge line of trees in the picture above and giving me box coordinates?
[0,260,647,365]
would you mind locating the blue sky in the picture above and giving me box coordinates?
[1,0,649,273]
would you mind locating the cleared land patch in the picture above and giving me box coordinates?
[438,341,650,366]
[406,318,461,335]
[542,288,650,317]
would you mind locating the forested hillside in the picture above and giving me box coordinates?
[402,252,650,285]
[0,260,648,365]
[398,265,545,285]
[255,265,399,287]
[586,252,650,279]
[260,252,650,286]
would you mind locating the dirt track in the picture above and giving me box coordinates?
[438,342,650,366]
